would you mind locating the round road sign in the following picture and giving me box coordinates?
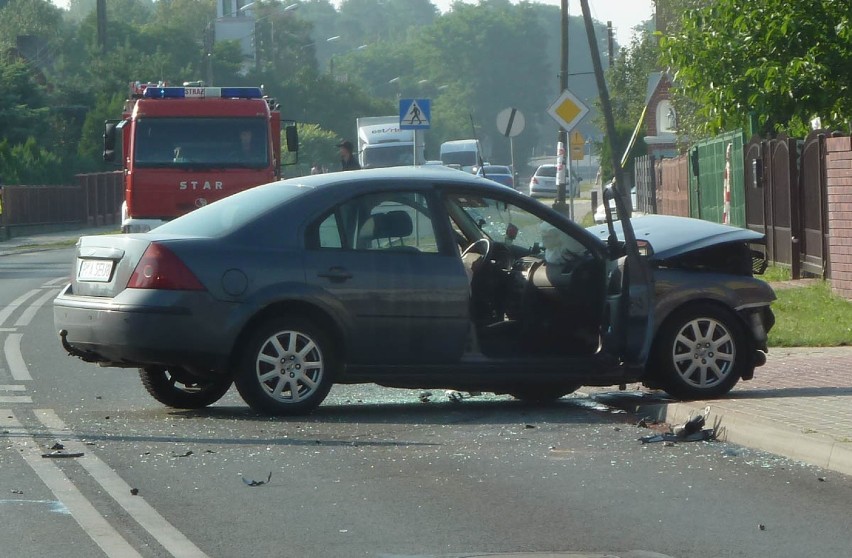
[496,108,525,138]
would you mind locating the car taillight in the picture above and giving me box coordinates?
[127,243,205,291]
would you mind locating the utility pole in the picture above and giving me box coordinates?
[96,0,107,51]
[579,0,628,214]
[606,20,614,67]
[554,0,569,215]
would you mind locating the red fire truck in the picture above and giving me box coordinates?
[104,82,298,232]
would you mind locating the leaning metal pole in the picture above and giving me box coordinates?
[579,0,629,216]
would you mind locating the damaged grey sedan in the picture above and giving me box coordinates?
[54,167,775,415]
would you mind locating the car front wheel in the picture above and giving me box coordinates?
[652,304,751,400]
[139,367,233,409]
[234,318,336,415]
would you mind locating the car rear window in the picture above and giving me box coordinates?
[154,181,308,237]
[482,166,511,174]
[536,166,556,177]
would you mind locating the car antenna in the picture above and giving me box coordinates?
[469,113,486,178]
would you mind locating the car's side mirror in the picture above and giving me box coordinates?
[103,119,120,162]
[285,125,298,153]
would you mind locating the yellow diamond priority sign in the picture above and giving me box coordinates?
[547,89,589,132]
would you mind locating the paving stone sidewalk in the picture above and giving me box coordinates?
[585,346,852,476]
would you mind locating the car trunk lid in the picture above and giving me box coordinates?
[71,235,154,298]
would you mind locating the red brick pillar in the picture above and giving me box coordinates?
[826,136,852,299]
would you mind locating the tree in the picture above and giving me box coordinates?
[661,0,852,136]
[287,122,339,176]
[0,59,50,146]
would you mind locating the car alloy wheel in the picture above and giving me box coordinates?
[255,330,324,404]
[235,318,336,415]
[653,303,749,400]
[671,317,735,389]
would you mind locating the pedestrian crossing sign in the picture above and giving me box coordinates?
[399,98,431,130]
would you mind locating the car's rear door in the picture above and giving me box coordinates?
[303,188,469,365]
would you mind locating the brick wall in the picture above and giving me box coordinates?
[826,136,852,300]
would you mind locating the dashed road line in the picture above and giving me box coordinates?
[1,410,144,558]
[35,409,211,558]
[0,289,40,327]
[0,395,33,404]
[0,328,17,332]
[15,288,60,327]
[0,384,26,391]
[42,277,69,287]
[4,334,32,381]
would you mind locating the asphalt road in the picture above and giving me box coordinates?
[1,247,851,558]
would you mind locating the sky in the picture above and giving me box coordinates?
[425,1,655,47]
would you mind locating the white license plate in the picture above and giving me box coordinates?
[77,259,114,282]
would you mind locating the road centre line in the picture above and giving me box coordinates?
[0,328,17,332]
[1,410,144,558]
[0,289,40,327]
[35,409,211,558]
[15,288,60,327]
[4,334,32,381]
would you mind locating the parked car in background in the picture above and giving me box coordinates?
[475,164,515,189]
[55,168,775,416]
[529,164,579,198]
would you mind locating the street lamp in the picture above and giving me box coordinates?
[238,2,300,72]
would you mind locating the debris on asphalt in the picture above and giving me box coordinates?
[49,442,65,451]
[41,450,84,458]
[10,489,23,495]
[130,488,139,496]
[418,391,433,403]
[242,472,272,487]
[524,424,536,429]
[446,390,482,402]
[613,427,622,432]
[171,450,193,458]
[817,476,826,482]
[640,408,719,444]
[759,524,766,531]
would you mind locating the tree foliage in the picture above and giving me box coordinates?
[661,0,852,136]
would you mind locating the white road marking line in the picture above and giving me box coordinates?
[42,276,69,287]
[0,384,26,391]
[0,328,18,332]
[35,409,211,558]
[4,334,32,381]
[15,288,60,327]
[0,289,40,327]
[0,410,144,558]
[0,395,32,403]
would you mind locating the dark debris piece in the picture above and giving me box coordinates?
[242,472,272,487]
[42,451,84,458]
[130,488,140,496]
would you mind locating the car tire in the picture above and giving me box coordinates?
[509,384,580,403]
[234,318,336,416]
[652,303,751,400]
[139,367,233,409]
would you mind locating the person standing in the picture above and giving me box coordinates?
[337,140,361,171]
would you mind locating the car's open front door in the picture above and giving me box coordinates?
[601,185,654,366]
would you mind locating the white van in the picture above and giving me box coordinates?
[440,139,481,173]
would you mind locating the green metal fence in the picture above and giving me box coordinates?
[688,129,746,227]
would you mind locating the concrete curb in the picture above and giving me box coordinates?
[590,393,852,477]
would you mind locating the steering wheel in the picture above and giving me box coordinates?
[461,238,492,261]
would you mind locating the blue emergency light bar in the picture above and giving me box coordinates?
[142,87,263,99]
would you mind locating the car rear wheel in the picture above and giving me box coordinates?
[139,367,233,409]
[234,318,336,415]
[509,384,580,403]
[652,304,750,400]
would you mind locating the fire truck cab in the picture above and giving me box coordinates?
[104,82,298,233]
